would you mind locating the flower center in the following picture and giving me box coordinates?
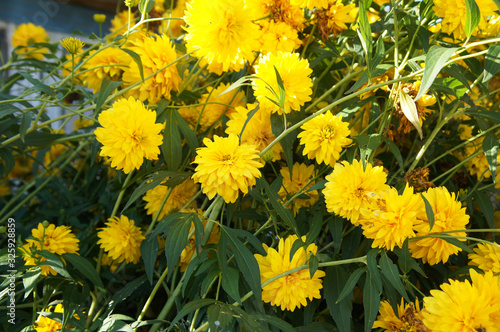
[322,125,335,139]
[221,154,233,162]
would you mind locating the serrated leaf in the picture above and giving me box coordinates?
[20,112,30,143]
[363,273,381,332]
[483,44,500,83]
[95,78,122,114]
[337,267,366,302]
[416,46,459,101]
[464,0,481,38]
[324,266,353,332]
[482,134,498,183]
[379,252,410,302]
[399,89,423,139]
[64,253,104,289]
[162,108,182,172]
[120,48,144,81]
[141,235,159,284]
[222,267,241,304]
[168,299,218,330]
[420,193,435,232]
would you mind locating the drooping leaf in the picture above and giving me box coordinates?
[363,272,381,332]
[119,48,144,81]
[482,134,498,184]
[19,72,55,97]
[64,253,104,289]
[165,214,193,278]
[420,193,435,232]
[337,267,366,302]
[221,267,241,304]
[399,89,423,139]
[23,267,41,299]
[259,178,299,234]
[379,251,410,302]
[141,234,159,284]
[95,78,123,114]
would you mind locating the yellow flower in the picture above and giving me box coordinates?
[423,270,500,331]
[253,51,313,113]
[35,304,64,332]
[81,47,128,93]
[125,0,140,7]
[11,23,49,60]
[409,186,469,265]
[258,20,301,55]
[323,160,390,225]
[373,298,427,332]
[95,97,163,174]
[326,0,358,36]
[73,117,94,130]
[360,185,425,251]
[226,103,283,161]
[143,177,199,220]
[97,215,145,264]
[60,37,84,55]
[184,0,260,72]
[290,0,329,9]
[94,14,107,24]
[22,223,80,276]
[469,243,500,274]
[458,137,500,180]
[278,163,319,215]
[196,83,246,131]
[122,34,182,104]
[159,0,188,38]
[298,111,352,166]
[192,134,264,203]
[458,124,473,140]
[247,0,305,30]
[254,235,326,311]
[433,0,497,39]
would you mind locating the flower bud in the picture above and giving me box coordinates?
[93,14,106,24]
[60,37,84,55]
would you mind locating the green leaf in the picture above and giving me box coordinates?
[168,299,219,330]
[23,131,65,147]
[324,266,353,332]
[20,112,30,143]
[381,136,404,171]
[308,254,319,279]
[337,267,366,302]
[474,191,495,229]
[138,0,155,14]
[61,283,85,330]
[254,315,295,332]
[221,226,262,305]
[357,134,382,164]
[162,108,182,172]
[415,46,459,101]
[396,239,426,277]
[379,252,410,302]
[141,234,159,284]
[493,0,500,10]
[119,48,144,81]
[23,268,41,299]
[95,78,122,114]
[440,235,473,253]
[103,275,147,317]
[64,253,104,289]
[37,251,72,279]
[165,214,193,278]
[207,303,233,331]
[217,75,254,97]
[274,66,286,111]
[464,0,481,39]
[221,267,241,304]
[306,208,324,249]
[123,171,187,211]
[173,108,199,154]
[270,112,295,176]
[345,64,393,95]
[259,178,298,234]
[366,249,382,292]
[483,44,500,83]
[363,273,381,332]
[482,134,498,183]
[358,1,373,75]
[19,72,55,97]
[420,193,435,232]
[238,104,260,142]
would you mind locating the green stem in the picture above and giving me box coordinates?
[137,267,169,322]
